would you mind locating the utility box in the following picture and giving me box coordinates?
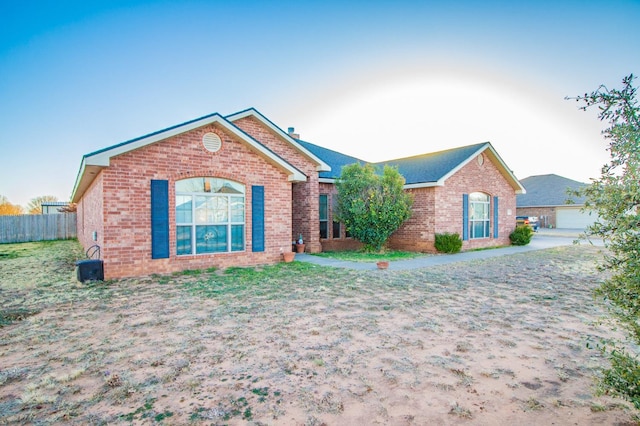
[76,259,104,282]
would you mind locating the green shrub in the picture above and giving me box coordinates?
[509,225,533,246]
[434,233,463,253]
[600,347,640,410]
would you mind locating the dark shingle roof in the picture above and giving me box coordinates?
[517,174,588,207]
[296,140,366,179]
[83,112,221,158]
[374,143,487,185]
[297,140,490,185]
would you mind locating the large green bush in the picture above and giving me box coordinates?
[509,225,533,246]
[335,163,413,252]
[434,232,462,253]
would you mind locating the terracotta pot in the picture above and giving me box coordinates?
[377,261,389,270]
[295,243,305,253]
[283,252,295,263]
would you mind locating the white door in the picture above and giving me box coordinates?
[556,207,598,229]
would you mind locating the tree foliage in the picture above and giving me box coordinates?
[27,195,58,214]
[58,203,77,213]
[335,163,413,252]
[0,195,24,215]
[569,74,640,410]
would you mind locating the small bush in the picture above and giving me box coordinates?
[600,348,640,410]
[510,225,533,246]
[435,233,463,253]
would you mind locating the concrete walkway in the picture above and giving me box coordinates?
[295,229,601,271]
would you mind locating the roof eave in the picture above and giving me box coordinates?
[436,142,526,194]
[226,108,331,172]
[404,181,444,189]
[72,113,307,201]
[71,160,104,203]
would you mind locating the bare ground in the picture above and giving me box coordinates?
[0,240,637,425]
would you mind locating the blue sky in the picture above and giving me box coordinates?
[1,0,638,207]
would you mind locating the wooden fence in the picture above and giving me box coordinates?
[0,213,77,244]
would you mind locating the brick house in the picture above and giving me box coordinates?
[297,138,525,252]
[516,174,596,229]
[72,108,525,279]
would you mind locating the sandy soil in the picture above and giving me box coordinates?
[0,242,637,425]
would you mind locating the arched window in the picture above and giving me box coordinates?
[175,178,245,255]
[469,192,490,239]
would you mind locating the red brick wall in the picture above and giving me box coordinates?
[386,187,437,251]
[79,122,299,279]
[317,183,363,251]
[76,173,105,255]
[232,116,321,252]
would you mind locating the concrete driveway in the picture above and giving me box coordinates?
[296,228,602,271]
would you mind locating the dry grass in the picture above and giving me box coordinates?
[0,240,637,425]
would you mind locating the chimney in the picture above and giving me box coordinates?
[287,126,300,139]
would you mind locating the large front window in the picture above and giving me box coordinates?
[176,178,245,255]
[469,192,490,239]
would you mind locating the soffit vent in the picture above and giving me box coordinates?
[202,132,222,153]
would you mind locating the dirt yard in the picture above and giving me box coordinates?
[0,240,637,425]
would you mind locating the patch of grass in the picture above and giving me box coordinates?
[0,308,41,327]
[312,249,427,263]
[0,240,634,425]
[523,397,545,411]
[0,240,84,289]
[0,250,20,260]
[449,402,472,418]
[179,268,203,276]
[465,245,510,252]
[182,262,338,299]
[450,368,474,387]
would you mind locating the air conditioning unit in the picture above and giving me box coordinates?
[76,259,104,282]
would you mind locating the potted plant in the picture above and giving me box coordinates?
[283,251,295,262]
[295,234,305,253]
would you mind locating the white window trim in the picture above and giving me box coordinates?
[469,192,491,239]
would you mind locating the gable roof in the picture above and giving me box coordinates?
[71,111,307,203]
[376,142,477,185]
[300,140,525,193]
[517,174,588,207]
[225,108,331,173]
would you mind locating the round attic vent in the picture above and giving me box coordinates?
[202,132,222,153]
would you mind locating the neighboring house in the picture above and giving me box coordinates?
[516,174,597,229]
[41,201,70,214]
[72,108,525,279]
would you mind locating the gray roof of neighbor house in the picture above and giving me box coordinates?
[517,174,588,207]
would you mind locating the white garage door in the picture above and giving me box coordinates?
[556,207,598,229]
